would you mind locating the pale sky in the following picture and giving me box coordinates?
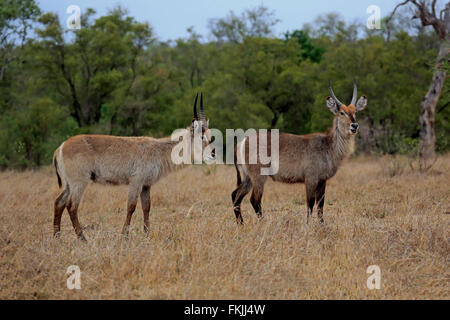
[38,0,401,41]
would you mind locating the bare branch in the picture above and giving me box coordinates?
[386,0,411,24]
[409,0,447,39]
[431,0,437,19]
[386,0,410,41]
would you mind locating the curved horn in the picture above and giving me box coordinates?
[200,92,205,121]
[350,80,357,106]
[328,80,343,107]
[193,93,199,119]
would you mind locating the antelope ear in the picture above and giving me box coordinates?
[356,95,367,112]
[326,97,339,115]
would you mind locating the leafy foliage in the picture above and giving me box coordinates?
[0,2,448,167]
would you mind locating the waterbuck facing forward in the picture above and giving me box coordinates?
[232,81,367,224]
[53,93,214,240]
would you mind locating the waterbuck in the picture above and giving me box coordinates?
[53,93,213,240]
[232,81,367,224]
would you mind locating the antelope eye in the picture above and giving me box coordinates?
[340,111,345,115]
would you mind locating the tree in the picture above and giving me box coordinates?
[284,30,325,63]
[35,7,153,127]
[303,12,360,42]
[388,0,450,165]
[1,2,449,168]
[0,0,40,81]
[173,27,204,88]
[197,37,311,130]
[208,5,280,43]
[0,98,76,168]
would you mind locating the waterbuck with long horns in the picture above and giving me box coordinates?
[53,93,213,240]
[232,81,367,224]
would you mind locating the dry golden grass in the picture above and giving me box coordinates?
[0,155,449,299]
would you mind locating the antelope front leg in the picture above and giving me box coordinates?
[315,180,326,224]
[305,181,317,224]
[140,185,151,234]
[122,184,140,236]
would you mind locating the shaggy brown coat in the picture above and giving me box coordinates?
[232,84,367,224]
[53,94,211,240]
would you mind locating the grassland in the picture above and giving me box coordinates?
[0,155,448,299]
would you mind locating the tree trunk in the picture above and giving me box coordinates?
[418,38,449,162]
[271,112,279,128]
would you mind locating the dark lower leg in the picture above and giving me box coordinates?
[305,181,318,224]
[122,186,139,235]
[53,211,64,237]
[315,180,326,224]
[67,201,86,241]
[122,202,137,235]
[306,196,315,223]
[140,185,151,234]
[250,189,263,219]
[53,190,68,237]
[232,183,250,224]
[233,204,244,224]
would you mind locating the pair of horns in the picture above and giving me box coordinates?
[328,80,357,107]
[193,92,205,121]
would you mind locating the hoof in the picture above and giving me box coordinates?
[78,234,87,242]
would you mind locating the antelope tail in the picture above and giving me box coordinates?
[53,153,62,188]
[234,147,242,186]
